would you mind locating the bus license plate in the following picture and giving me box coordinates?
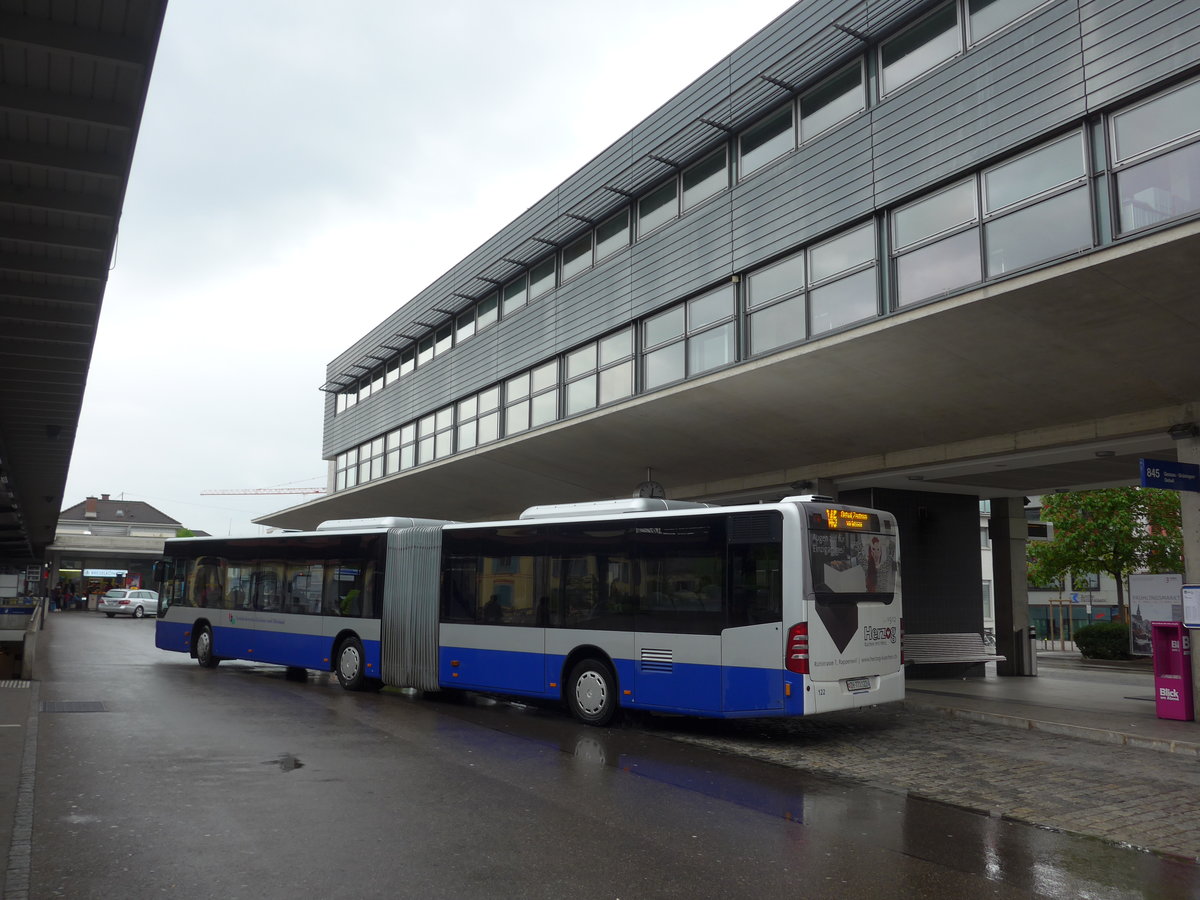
[845,677,870,693]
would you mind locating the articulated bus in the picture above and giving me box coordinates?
[154,496,902,725]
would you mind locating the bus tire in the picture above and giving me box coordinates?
[335,637,367,691]
[285,666,308,682]
[195,625,220,669]
[567,658,618,726]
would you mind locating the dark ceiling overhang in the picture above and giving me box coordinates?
[0,1,168,564]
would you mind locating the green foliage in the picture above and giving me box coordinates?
[175,527,195,538]
[1027,487,1183,620]
[1072,622,1131,660]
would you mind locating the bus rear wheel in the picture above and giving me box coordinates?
[567,659,618,726]
[195,625,220,669]
[335,637,367,691]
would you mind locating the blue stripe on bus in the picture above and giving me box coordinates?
[439,645,796,717]
[155,619,381,676]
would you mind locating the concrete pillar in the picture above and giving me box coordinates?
[1174,430,1200,719]
[990,496,1035,676]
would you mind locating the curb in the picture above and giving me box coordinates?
[911,701,1200,758]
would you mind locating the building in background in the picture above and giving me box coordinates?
[44,495,195,605]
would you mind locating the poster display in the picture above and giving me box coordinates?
[1129,573,1183,656]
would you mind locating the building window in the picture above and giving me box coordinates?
[800,63,864,143]
[477,293,499,331]
[1112,78,1200,234]
[417,406,454,464]
[434,322,453,356]
[880,2,960,96]
[980,526,990,549]
[1072,572,1101,592]
[561,233,593,282]
[893,179,981,306]
[385,357,400,387]
[808,222,877,335]
[502,274,528,317]
[982,580,993,621]
[982,132,1090,276]
[682,147,728,210]
[417,334,435,366]
[564,326,635,416]
[529,257,556,300]
[397,423,417,471]
[335,448,357,491]
[455,308,476,343]
[595,209,630,261]
[457,386,501,451]
[740,105,794,178]
[967,0,1051,45]
[642,285,736,390]
[529,361,559,428]
[399,345,416,377]
[639,179,678,237]
[385,428,402,474]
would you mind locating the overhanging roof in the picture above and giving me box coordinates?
[0,0,168,563]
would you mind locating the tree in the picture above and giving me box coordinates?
[175,527,196,538]
[1027,487,1182,623]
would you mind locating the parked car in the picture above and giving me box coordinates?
[98,589,159,619]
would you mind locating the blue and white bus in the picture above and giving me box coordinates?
[154,496,902,725]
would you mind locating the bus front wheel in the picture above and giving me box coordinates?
[335,637,367,691]
[195,625,220,669]
[567,659,618,726]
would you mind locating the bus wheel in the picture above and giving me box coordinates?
[335,637,367,691]
[196,625,220,669]
[567,659,618,726]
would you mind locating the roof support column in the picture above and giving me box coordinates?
[990,496,1034,676]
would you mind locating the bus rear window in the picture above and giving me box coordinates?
[809,531,897,596]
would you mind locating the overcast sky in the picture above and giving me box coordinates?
[63,0,796,537]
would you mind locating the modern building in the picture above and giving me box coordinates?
[45,494,187,602]
[261,0,1200,672]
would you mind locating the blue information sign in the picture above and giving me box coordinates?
[1140,457,1200,492]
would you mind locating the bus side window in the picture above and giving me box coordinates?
[728,543,782,626]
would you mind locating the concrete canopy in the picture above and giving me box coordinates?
[0,1,168,563]
[259,220,1200,530]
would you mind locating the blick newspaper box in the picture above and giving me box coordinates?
[1151,621,1193,721]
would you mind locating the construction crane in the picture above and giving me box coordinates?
[200,487,326,495]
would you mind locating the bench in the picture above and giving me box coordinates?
[903,632,1005,666]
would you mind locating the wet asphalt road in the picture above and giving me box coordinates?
[21,614,1200,898]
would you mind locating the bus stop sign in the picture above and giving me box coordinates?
[1140,458,1200,492]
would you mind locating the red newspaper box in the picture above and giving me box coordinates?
[1151,621,1193,721]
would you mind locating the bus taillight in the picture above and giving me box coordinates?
[786,623,809,674]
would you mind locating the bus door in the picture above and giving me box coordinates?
[805,509,901,697]
[721,536,785,713]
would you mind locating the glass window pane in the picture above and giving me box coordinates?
[419,437,435,463]
[400,346,415,375]
[644,342,686,390]
[740,105,794,176]
[985,187,1092,276]
[419,414,436,437]
[401,424,415,444]
[639,179,678,236]
[458,421,477,451]
[599,360,633,403]
[457,396,477,419]
[506,401,530,435]
[561,234,593,281]
[968,0,1048,43]
[455,309,476,342]
[896,229,983,306]
[682,147,728,210]
[435,406,453,431]
[810,267,877,335]
[748,251,805,307]
[478,412,499,444]
[749,295,806,355]
[894,180,976,250]
[687,322,737,376]
[385,360,399,386]
[506,372,530,400]
[386,429,401,451]
[880,3,959,95]
[984,134,1085,213]
[478,386,500,412]
[531,389,558,427]
[599,327,632,365]
[596,209,630,260]
[386,450,399,474]
[503,276,527,316]
[358,461,370,483]
[566,375,597,414]
[400,445,415,470]
[566,344,597,380]
[1116,141,1200,233]
[644,305,685,347]
[810,222,875,283]
[436,431,453,458]
[477,294,498,329]
[435,324,453,355]
[529,258,556,299]
[688,285,735,330]
[1113,79,1200,165]
[417,336,434,366]
[800,64,864,142]
[531,361,557,393]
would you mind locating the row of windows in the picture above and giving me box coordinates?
[335,0,1056,412]
[334,70,1200,492]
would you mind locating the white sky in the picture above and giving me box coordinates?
[64,0,797,537]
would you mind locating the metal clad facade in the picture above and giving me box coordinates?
[380,525,443,690]
[323,0,1200,462]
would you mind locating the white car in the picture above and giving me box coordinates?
[98,589,159,619]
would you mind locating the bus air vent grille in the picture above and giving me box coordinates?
[640,648,673,673]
